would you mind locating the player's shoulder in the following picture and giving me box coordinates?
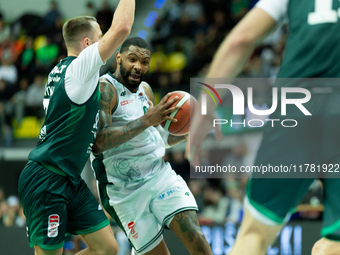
[99,75,117,98]
[79,42,100,58]
[141,81,152,93]
[140,81,154,102]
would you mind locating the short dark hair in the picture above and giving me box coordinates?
[120,37,152,54]
[62,16,97,51]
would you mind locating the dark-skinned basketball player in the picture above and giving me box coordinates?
[90,37,212,255]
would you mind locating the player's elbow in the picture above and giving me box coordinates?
[112,23,132,39]
[228,32,257,51]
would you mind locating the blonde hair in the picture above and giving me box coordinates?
[62,16,97,51]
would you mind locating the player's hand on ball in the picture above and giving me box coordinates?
[143,93,180,127]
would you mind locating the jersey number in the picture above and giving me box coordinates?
[43,98,50,115]
[308,0,338,25]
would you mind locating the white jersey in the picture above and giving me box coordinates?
[65,42,104,104]
[256,0,288,23]
[99,73,172,187]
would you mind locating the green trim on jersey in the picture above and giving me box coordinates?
[41,162,67,176]
[246,181,285,224]
[73,220,110,235]
[92,153,113,184]
[137,206,198,253]
[36,242,65,250]
[321,220,340,239]
[97,182,135,249]
[63,104,86,137]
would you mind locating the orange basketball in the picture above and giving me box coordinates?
[161,91,198,135]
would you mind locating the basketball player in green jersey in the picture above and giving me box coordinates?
[187,0,340,254]
[18,1,135,254]
[91,37,212,255]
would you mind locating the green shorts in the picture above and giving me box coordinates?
[18,161,109,250]
[246,92,340,240]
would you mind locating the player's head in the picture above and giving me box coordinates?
[116,37,152,90]
[62,16,102,54]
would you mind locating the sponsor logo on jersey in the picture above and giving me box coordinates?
[48,214,60,238]
[121,91,126,97]
[121,99,134,106]
[128,222,138,239]
[157,186,183,200]
[98,204,103,210]
[138,92,148,102]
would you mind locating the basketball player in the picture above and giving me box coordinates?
[187,0,340,254]
[18,1,135,254]
[91,37,212,255]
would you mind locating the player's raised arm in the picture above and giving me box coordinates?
[92,81,180,154]
[186,7,277,164]
[98,0,135,62]
[207,7,276,79]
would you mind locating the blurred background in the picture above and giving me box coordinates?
[0,0,323,254]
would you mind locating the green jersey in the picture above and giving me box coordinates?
[29,56,101,182]
[277,0,340,78]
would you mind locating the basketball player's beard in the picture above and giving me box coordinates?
[120,61,144,90]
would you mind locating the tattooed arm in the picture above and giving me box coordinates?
[92,79,180,154]
[167,133,188,146]
[142,83,188,148]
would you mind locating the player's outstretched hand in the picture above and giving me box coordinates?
[143,93,180,127]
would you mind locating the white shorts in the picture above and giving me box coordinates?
[98,168,198,254]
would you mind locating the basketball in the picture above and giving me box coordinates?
[161,91,198,135]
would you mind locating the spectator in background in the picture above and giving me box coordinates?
[231,0,249,24]
[170,150,191,181]
[0,188,7,226]
[200,182,229,224]
[81,2,97,17]
[0,57,18,86]
[0,79,13,146]
[15,37,36,78]
[188,179,206,210]
[0,102,5,145]
[25,73,45,119]
[96,1,114,33]
[164,0,183,25]
[221,143,248,173]
[169,70,186,90]
[0,79,14,102]
[150,17,171,48]
[5,77,29,126]
[36,37,59,73]
[171,15,193,38]
[183,0,204,22]
[43,0,61,29]
[3,195,26,227]
[0,15,10,45]
[223,178,245,223]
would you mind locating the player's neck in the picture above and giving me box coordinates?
[67,51,79,57]
[67,47,81,57]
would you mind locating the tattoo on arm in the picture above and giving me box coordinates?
[93,80,150,154]
[173,210,200,240]
[102,118,149,151]
[167,134,188,147]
